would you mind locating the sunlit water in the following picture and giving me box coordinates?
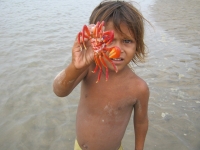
[0,0,199,150]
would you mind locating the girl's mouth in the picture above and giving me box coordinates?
[111,58,123,61]
[111,58,124,65]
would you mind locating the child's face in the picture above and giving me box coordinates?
[105,21,136,72]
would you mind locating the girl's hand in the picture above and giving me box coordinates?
[71,35,94,70]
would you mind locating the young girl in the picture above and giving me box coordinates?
[53,1,149,150]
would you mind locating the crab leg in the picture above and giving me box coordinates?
[92,53,103,83]
[77,32,83,50]
[99,53,109,81]
[78,25,91,50]
[96,60,103,83]
[92,54,99,73]
[103,53,118,73]
[93,21,104,38]
[102,31,114,45]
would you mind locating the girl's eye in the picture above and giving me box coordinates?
[123,39,133,43]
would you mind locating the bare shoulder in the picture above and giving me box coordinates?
[133,74,149,105]
[126,71,149,103]
[135,76,149,96]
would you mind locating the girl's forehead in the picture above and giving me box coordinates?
[105,21,134,39]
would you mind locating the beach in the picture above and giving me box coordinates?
[0,0,199,150]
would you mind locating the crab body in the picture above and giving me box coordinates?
[78,21,120,83]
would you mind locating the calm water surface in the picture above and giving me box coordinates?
[0,0,199,150]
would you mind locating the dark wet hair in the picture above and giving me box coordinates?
[89,0,148,63]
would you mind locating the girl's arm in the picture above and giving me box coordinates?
[134,81,149,150]
[53,63,88,97]
[53,35,94,97]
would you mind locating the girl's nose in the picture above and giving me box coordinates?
[117,44,124,53]
[120,47,124,53]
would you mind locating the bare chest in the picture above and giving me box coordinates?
[80,77,137,117]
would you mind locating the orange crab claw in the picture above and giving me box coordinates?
[108,46,121,58]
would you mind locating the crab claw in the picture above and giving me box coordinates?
[108,46,121,58]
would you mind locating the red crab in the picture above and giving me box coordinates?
[78,21,121,83]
